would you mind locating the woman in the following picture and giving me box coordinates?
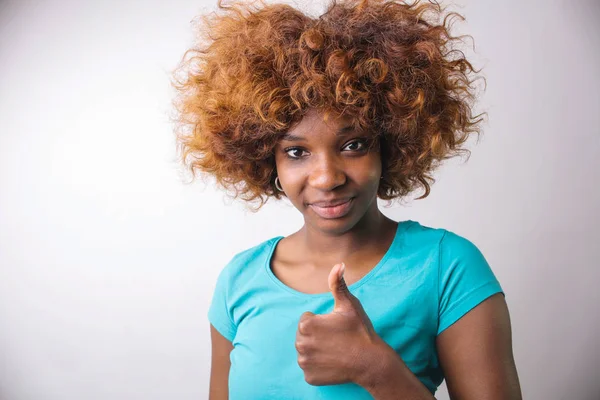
[172,0,522,398]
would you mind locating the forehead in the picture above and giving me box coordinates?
[287,109,354,136]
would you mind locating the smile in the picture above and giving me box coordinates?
[308,197,355,219]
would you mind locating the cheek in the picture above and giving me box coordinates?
[352,155,381,187]
[274,154,290,179]
[274,157,304,197]
[280,172,303,194]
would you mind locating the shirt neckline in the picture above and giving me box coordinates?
[263,220,414,298]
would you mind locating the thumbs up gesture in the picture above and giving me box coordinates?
[295,263,387,386]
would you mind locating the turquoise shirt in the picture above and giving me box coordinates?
[208,220,504,399]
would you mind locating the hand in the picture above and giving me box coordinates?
[295,263,385,386]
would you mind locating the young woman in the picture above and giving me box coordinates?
[172,0,522,398]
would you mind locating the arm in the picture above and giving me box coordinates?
[360,293,521,400]
[358,345,436,400]
[437,293,522,400]
[209,324,234,400]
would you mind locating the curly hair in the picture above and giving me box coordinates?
[171,0,485,208]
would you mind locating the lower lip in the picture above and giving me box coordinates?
[309,198,355,219]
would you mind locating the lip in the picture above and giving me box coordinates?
[308,197,355,219]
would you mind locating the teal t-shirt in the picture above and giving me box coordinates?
[208,220,504,399]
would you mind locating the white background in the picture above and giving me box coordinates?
[1,0,599,399]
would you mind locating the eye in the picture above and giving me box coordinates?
[284,147,308,159]
[342,139,367,152]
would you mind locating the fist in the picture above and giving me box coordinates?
[295,263,382,386]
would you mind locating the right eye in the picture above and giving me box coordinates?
[284,148,309,159]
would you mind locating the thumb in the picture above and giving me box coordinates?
[328,262,353,312]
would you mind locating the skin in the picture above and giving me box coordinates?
[271,109,399,295]
[209,109,522,399]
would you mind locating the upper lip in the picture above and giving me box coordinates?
[309,197,354,207]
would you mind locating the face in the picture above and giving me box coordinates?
[274,109,382,235]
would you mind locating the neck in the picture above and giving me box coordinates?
[299,205,396,268]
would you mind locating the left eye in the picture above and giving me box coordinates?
[343,140,366,151]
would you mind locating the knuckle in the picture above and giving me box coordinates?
[298,317,313,334]
[295,340,306,354]
[304,374,319,386]
[300,311,314,322]
[297,355,309,369]
[298,321,308,334]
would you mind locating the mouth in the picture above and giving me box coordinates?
[308,197,355,219]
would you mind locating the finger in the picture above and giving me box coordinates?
[298,311,315,335]
[328,262,354,312]
[295,337,308,354]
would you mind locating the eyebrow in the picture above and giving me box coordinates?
[281,133,306,142]
[281,125,355,142]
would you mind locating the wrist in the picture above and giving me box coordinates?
[354,338,399,390]
[355,339,435,400]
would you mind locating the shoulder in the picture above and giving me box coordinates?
[402,219,445,244]
[403,220,484,259]
[217,236,281,281]
[439,229,488,266]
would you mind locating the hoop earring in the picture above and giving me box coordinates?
[275,176,284,192]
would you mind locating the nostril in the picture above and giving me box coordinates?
[308,169,347,190]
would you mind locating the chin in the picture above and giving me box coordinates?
[304,208,365,235]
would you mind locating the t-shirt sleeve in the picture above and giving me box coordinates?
[437,230,504,335]
[208,259,237,342]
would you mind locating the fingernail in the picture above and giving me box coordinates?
[340,262,345,277]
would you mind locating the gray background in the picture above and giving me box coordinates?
[1,0,599,399]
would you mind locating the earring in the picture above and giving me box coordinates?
[275,176,284,192]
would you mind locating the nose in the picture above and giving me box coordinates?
[307,154,347,191]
